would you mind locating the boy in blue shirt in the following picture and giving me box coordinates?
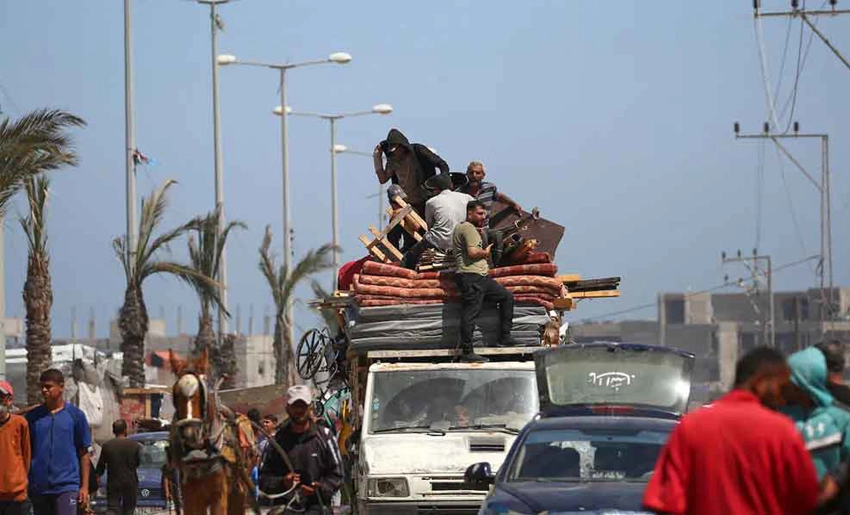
[25,369,91,515]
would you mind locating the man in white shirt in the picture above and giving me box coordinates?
[403,173,473,269]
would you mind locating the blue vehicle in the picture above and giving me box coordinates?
[94,431,174,512]
[465,342,695,515]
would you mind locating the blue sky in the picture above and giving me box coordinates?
[1,1,849,337]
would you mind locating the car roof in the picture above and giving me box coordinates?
[525,415,678,432]
[130,431,169,441]
[558,341,694,359]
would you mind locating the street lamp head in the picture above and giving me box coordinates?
[273,105,293,116]
[217,54,237,65]
[329,52,352,64]
[372,104,393,115]
[333,144,348,153]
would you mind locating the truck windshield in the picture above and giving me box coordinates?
[368,369,537,434]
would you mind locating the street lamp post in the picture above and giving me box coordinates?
[334,146,386,230]
[218,52,351,344]
[196,0,230,339]
[281,104,393,290]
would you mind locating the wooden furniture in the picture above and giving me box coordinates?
[359,196,429,263]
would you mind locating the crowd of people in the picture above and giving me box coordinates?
[372,128,522,362]
[644,342,850,514]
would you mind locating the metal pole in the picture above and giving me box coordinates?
[280,68,294,347]
[330,118,339,291]
[0,222,5,380]
[824,135,834,328]
[210,0,227,339]
[767,256,774,348]
[800,13,850,73]
[124,0,138,259]
[378,183,384,230]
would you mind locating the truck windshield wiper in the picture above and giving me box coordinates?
[371,425,444,434]
[449,423,519,434]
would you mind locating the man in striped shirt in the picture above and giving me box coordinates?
[458,161,522,229]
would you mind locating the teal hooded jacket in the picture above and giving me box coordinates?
[782,346,850,480]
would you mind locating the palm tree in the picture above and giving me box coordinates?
[185,209,245,384]
[114,180,221,387]
[258,226,335,386]
[20,177,52,404]
[0,109,85,215]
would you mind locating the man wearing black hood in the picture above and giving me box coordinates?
[374,129,449,251]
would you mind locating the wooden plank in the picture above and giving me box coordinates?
[569,290,621,299]
[557,274,583,283]
[383,206,411,234]
[392,195,428,231]
[553,297,575,310]
[359,234,388,262]
[369,226,404,261]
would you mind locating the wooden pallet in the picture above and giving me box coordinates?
[359,226,404,263]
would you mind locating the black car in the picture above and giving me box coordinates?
[94,431,174,512]
[465,342,695,515]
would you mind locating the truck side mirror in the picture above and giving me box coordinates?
[464,462,495,490]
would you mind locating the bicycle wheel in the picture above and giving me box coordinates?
[296,329,329,380]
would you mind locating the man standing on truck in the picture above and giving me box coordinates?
[453,200,516,363]
[260,385,343,514]
[95,420,141,515]
[403,172,473,269]
[374,128,449,252]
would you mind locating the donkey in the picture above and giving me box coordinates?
[168,349,259,515]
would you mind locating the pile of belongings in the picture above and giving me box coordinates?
[352,252,565,312]
[417,248,455,272]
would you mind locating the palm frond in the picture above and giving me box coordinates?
[0,109,85,215]
[142,261,228,318]
[135,179,179,271]
[112,236,132,282]
[279,243,337,313]
[258,226,283,308]
[184,208,245,314]
[19,176,50,257]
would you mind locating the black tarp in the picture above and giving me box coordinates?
[345,304,549,351]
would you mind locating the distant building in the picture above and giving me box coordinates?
[571,287,850,394]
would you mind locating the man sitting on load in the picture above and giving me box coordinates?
[403,173,473,269]
[458,161,522,230]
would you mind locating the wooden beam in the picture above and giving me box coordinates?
[359,234,388,262]
[569,290,621,299]
[557,274,583,283]
[553,297,575,310]
[392,195,428,231]
[369,226,404,261]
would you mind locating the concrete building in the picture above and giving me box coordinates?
[572,287,850,396]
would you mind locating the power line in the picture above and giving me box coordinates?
[581,255,820,322]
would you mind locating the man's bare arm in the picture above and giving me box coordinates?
[496,192,522,212]
[373,145,391,184]
[467,245,492,260]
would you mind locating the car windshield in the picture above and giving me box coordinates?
[137,438,168,469]
[507,427,670,483]
[368,369,537,434]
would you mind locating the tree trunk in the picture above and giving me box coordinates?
[119,283,148,388]
[274,313,297,387]
[23,254,52,405]
[212,333,237,390]
[193,310,215,360]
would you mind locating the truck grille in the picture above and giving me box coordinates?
[468,437,505,452]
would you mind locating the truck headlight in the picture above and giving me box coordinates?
[367,477,409,497]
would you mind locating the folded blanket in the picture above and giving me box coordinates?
[361,261,419,280]
[357,274,455,290]
[494,274,563,290]
[490,263,558,278]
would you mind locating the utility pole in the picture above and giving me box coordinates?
[733,122,834,327]
[754,0,850,73]
[124,0,138,272]
[197,0,230,342]
[722,249,774,349]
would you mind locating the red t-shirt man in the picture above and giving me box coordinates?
[643,348,819,515]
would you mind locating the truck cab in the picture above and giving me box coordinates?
[354,349,539,515]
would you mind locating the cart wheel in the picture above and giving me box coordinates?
[296,329,329,380]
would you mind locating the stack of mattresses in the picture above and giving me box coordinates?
[352,259,565,312]
[344,303,551,351]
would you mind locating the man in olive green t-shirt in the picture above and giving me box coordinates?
[452,200,515,362]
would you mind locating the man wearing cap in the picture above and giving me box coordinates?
[260,385,343,514]
[0,381,31,515]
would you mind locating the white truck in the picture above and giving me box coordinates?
[351,348,539,515]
